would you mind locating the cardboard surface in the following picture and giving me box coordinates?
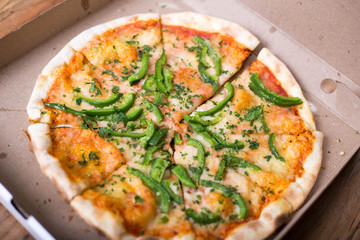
[0,0,359,239]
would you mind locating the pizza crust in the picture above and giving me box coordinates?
[161,12,259,51]
[70,195,133,240]
[257,48,316,131]
[27,124,87,200]
[27,45,74,122]
[281,131,323,210]
[68,13,159,51]
[227,197,293,240]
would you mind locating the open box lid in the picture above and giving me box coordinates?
[0,0,359,239]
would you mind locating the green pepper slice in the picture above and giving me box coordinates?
[174,132,182,145]
[187,138,205,184]
[139,119,155,148]
[184,113,223,126]
[128,52,150,85]
[82,93,135,116]
[161,180,184,204]
[163,68,174,93]
[125,106,143,121]
[249,73,303,107]
[211,132,245,150]
[148,128,169,146]
[198,61,218,91]
[150,158,169,183]
[126,167,170,213]
[199,180,247,219]
[172,164,196,189]
[143,141,165,165]
[143,98,164,123]
[154,91,163,106]
[43,102,86,117]
[142,75,157,91]
[155,51,168,95]
[268,133,285,162]
[215,157,227,181]
[226,155,261,171]
[98,127,146,139]
[196,82,234,117]
[193,35,222,77]
[185,208,221,225]
[74,87,121,108]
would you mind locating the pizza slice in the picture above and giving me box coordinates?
[70,162,195,239]
[27,14,164,128]
[172,48,323,239]
[160,12,259,123]
[27,123,126,200]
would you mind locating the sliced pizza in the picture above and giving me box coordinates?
[160,12,259,123]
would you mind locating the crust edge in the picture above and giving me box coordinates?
[27,123,86,200]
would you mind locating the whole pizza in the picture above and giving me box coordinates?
[26,12,323,240]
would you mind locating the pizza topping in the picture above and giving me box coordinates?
[216,155,261,180]
[74,87,121,108]
[172,164,196,189]
[98,127,146,139]
[84,93,135,116]
[143,141,165,165]
[150,158,170,183]
[210,132,245,150]
[128,52,150,85]
[163,68,174,93]
[142,75,156,91]
[126,167,170,213]
[196,82,234,116]
[174,132,182,145]
[193,36,222,76]
[187,138,205,184]
[125,106,143,121]
[249,72,303,107]
[185,208,221,225]
[268,133,285,162]
[143,98,164,123]
[161,180,184,204]
[148,128,169,146]
[244,105,270,133]
[183,112,224,126]
[183,118,220,148]
[139,119,156,148]
[199,180,247,219]
[155,51,169,95]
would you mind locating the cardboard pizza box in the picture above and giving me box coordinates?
[0,0,359,239]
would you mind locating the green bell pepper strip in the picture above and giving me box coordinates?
[187,138,205,184]
[161,180,184,204]
[211,132,245,150]
[82,93,135,116]
[198,62,218,91]
[139,120,156,148]
[199,46,210,68]
[224,155,261,171]
[143,141,165,165]
[172,164,196,189]
[193,35,222,77]
[185,208,221,225]
[155,51,168,95]
[126,167,170,213]
[215,157,227,181]
[268,133,285,162]
[163,68,174,93]
[148,128,169,146]
[249,73,303,107]
[260,114,270,133]
[196,82,234,117]
[125,106,143,121]
[185,113,223,126]
[174,132,182,145]
[128,52,150,85]
[154,91,163,106]
[199,180,247,219]
[98,127,146,139]
[143,99,164,124]
[150,158,170,183]
[142,75,157,91]
[74,88,121,108]
[43,102,86,117]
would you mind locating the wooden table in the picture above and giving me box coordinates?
[1,0,359,239]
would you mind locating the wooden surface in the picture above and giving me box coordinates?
[0,0,64,39]
[1,0,360,239]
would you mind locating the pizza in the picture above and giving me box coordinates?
[26,12,323,240]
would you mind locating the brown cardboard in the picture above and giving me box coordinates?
[0,0,359,239]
